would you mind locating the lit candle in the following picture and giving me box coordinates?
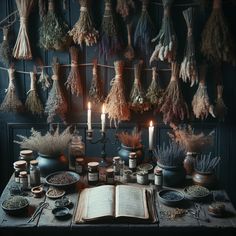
[149,121,154,150]
[87,102,92,131]
[101,104,106,132]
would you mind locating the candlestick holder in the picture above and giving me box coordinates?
[148,149,156,165]
[86,130,109,167]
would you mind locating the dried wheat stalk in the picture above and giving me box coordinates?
[0,26,12,67]
[12,0,35,59]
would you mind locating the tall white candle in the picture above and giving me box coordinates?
[101,104,106,132]
[149,121,154,150]
[87,102,92,131]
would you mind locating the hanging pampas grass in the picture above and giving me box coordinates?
[65,46,83,96]
[25,71,44,115]
[105,60,130,127]
[12,0,35,60]
[69,0,98,47]
[0,67,24,112]
[45,58,68,123]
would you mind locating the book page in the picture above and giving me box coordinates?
[83,185,115,220]
[115,185,149,219]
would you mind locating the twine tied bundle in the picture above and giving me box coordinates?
[12,0,35,60]
[0,68,24,112]
[105,60,130,127]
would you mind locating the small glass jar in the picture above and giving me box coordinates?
[154,169,163,190]
[19,150,34,173]
[136,170,149,185]
[123,170,132,183]
[19,171,28,190]
[113,156,120,175]
[87,162,99,185]
[106,168,114,184]
[119,159,125,176]
[75,158,85,175]
[14,160,27,183]
[129,152,137,172]
[29,160,41,187]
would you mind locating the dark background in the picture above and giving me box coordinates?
[0,0,236,207]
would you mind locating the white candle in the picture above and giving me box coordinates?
[87,102,92,131]
[149,121,154,150]
[101,104,106,132]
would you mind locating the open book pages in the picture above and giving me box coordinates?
[74,185,158,223]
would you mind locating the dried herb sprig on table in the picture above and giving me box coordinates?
[105,60,130,127]
[134,0,154,57]
[201,0,235,64]
[117,129,142,148]
[159,62,189,124]
[146,67,163,107]
[0,68,24,113]
[150,0,177,63]
[14,126,73,156]
[180,7,198,87]
[12,0,35,59]
[69,0,98,47]
[116,0,134,19]
[65,46,83,96]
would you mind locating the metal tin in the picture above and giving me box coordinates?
[136,170,149,185]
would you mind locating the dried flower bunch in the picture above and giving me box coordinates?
[117,129,142,148]
[169,123,215,153]
[14,126,73,156]
[194,152,221,173]
[153,141,186,167]
[69,0,98,47]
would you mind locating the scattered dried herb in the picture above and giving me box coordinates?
[160,207,186,220]
[0,26,12,67]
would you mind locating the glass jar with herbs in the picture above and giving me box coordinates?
[29,160,41,187]
[13,160,27,183]
[87,162,99,185]
[19,149,34,173]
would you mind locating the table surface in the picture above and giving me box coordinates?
[0,164,236,235]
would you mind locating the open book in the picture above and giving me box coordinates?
[74,185,157,223]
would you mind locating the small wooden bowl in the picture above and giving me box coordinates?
[31,186,44,198]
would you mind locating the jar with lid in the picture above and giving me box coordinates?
[75,158,85,175]
[154,169,163,190]
[29,160,41,187]
[13,160,27,183]
[19,171,28,190]
[87,162,99,185]
[136,170,149,185]
[113,156,120,175]
[106,168,114,184]
[129,152,137,172]
[19,149,34,173]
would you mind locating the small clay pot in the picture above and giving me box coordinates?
[192,170,217,189]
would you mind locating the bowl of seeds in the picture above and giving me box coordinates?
[184,185,211,202]
[158,189,185,207]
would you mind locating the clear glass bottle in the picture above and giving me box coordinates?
[29,160,41,187]
[19,171,28,190]
[14,160,27,183]
[19,149,34,174]
[113,156,120,175]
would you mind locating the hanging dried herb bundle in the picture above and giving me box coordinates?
[25,71,44,115]
[88,60,104,104]
[180,7,198,87]
[124,23,135,60]
[12,0,35,59]
[159,62,189,124]
[45,58,68,123]
[116,0,134,19]
[214,85,227,121]
[99,0,121,59]
[65,46,82,96]
[192,66,215,120]
[134,0,154,57]
[0,68,24,112]
[105,60,130,126]
[38,0,47,21]
[201,0,235,64]
[150,0,177,63]
[129,60,150,112]
[38,66,51,91]
[0,26,12,66]
[39,0,70,51]
[146,67,163,107]
[69,0,98,47]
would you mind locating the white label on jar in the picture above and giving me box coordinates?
[75,165,83,174]
[107,177,114,184]
[129,158,137,169]
[88,172,98,181]
[154,175,163,186]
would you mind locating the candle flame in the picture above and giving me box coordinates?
[88,102,91,109]
[150,120,153,127]
[102,104,105,114]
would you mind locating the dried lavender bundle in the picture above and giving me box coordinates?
[150,0,177,63]
[201,0,235,64]
[180,7,198,87]
[65,46,82,96]
[159,62,189,124]
[99,0,121,59]
[0,68,24,112]
[124,23,135,60]
[39,0,70,51]
[69,0,98,47]
[88,60,104,104]
[38,67,51,91]
[45,58,68,123]
[129,60,150,112]
[25,72,44,115]
[146,67,163,106]
[134,0,155,57]
[105,60,130,127]
[12,0,35,59]
[214,85,227,121]
[116,0,134,19]
[0,27,12,67]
